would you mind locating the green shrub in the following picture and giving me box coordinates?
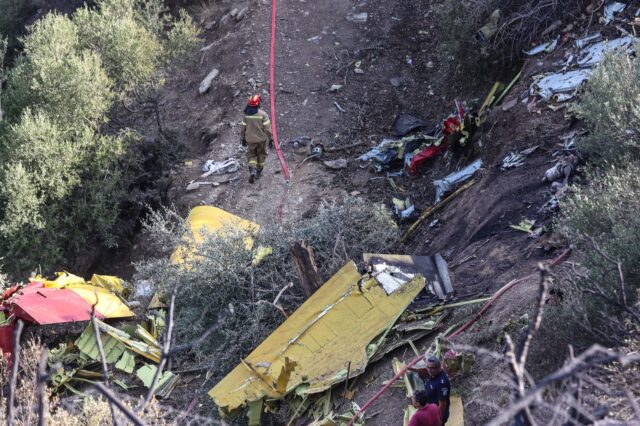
[135,197,398,377]
[577,52,640,164]
[75,2,163,91]
[4,13,114,127]
[0,0,199,276]
[557,164,640,344]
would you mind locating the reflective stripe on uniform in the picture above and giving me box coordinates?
[244,116,264,120]
[263,120,271,126]
[248,160,258,165]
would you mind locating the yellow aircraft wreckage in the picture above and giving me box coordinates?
[208,260,427,416]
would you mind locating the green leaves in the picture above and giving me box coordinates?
[0,0,199,275]
[578,52,640,164]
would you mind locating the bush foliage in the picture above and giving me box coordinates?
[557,164,640,344]
[135,197,398,378]
[577,52,640,164]
[0,0,199,276]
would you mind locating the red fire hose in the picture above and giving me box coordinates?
[269,0,290,181]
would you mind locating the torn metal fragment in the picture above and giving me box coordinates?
[208,261,425,415]
[433,159,482,203]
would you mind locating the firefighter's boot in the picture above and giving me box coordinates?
[249,166,257,184]
[256,166,263,180]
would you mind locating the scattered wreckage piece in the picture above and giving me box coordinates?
[208,261,426,416]
[474,9,500,44]
[323,159,348,170]
[543,154,579,183]
[170,206,260,263]
[530,69,593,102]
[137,364,181,398]
[531,36,637,104]
[575,32,603,48]
[0,273,135,359]
[187,159,240,191]
[500,146,539,170]
[524,38,558,56]
[401,179,476,243]
[510,219,536,234]
[362,253,453,300]
[577,35,636,67]
[604,1,626,24]
[359,101,474,176]
[201,158,239,176]
[433,159,482,203]
[392,197,415,219]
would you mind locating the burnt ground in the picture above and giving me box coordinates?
[96,0,594,423]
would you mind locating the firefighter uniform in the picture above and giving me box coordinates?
[241,108,272,180]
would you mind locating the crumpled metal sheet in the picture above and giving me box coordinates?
[577,36,636,67]
[604,2,626,24]
[208,261,425,414]
[531,69,593,101]
[170,206,260,263]
[524,38,558,56]
[433,159,483,203]
[6,280,134,325]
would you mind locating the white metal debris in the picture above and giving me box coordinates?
[604,2,626,24]
[530,69,593,101]
[524,38,558,56]
[577,36,636,67]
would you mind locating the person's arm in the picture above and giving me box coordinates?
[438,400,447,419]
[262,113,273,141]
[437,380,450,419]
[240,117,247,143]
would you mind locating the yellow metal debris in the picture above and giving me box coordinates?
[208,261,425,414]
[170,206,261,264]
[42,272,134,319]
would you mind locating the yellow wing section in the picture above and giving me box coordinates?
[208,261,425,414]
[170,206,260,264]
[42,271,134,319]
[67,284,135,318]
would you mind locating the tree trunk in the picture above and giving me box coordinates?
[290,241,321,297]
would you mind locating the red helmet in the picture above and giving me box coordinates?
[247,94,261,107]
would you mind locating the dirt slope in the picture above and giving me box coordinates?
[148,0,577,423]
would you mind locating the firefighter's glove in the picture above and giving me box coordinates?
[241,139,247,147]
[269,139,274,149]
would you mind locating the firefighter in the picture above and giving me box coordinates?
[240,94,273,183]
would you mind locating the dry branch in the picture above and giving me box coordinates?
[6,319,24,426]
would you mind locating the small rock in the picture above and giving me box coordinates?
[389,77,404,87]
[199,68,220,95]
[220,13,232,25]
[350,190,361,196]
[426,61,434,68]
[205,20,216,30]
[229,7,239,17]
[323,159,348,170]
[346,12,368,23]
[354,68,364,74]
[235,7,247,21]
[328,84,343,92]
